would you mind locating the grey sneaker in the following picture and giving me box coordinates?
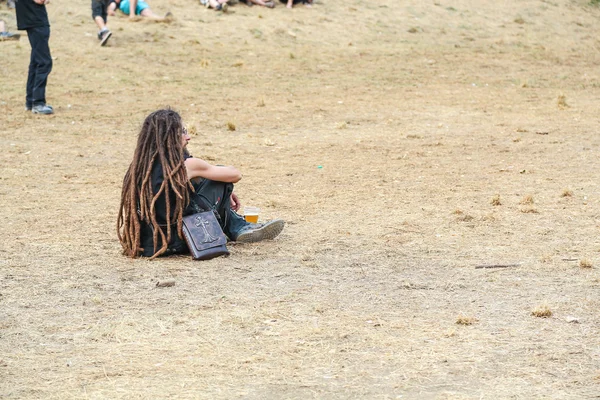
[99,29,112,46]
[235,219,285,243]
[32,104,54,115]
[0,32,20,41]
[7,0,15,8]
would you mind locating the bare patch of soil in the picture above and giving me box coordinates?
[1,0,600,398]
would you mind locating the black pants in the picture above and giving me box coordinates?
[91,0,108,23]
[190,179,249,240]
[26,26,52,108]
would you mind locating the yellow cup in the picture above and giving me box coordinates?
[244,206,260,223]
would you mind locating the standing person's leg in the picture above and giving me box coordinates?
[92,0,106,30]
[27,26,53,114]
[92,0,112,45]
[25,28,37,111]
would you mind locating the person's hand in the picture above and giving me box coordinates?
[33,0,47,5]
[230,193,241,212]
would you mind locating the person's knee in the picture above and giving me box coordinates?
[37,53,52,72]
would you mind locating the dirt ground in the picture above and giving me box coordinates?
[1,0,600,398]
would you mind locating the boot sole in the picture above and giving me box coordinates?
[32,109,54,115]
[236,219,285,243]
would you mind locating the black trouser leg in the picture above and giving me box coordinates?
[192,179,249,240]
[26,26,52,107]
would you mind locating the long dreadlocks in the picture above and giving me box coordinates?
[117,109,192,258]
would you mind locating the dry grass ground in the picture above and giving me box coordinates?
[1,0,600,398]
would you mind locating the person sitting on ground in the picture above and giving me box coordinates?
[199,0,229,12]
[279,0,311,8]
[91,0,113,46]
[108,0,172,21]
[241,0,275,8]
[0,19,20,40]
[117,108,285,259]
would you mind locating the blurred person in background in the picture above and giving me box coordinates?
[108,0,172,21]
[0,19,20,40]
[280,0,311,8]
[199,0,229,12]
[241,0,275,8]
[15,0,53,114]
[91,0,113,46]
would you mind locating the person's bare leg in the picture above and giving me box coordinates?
[94,15,111,45]
[107,2,117,16]
[129,0,138,18]
[94,16,107,31]
[248,0,268,6]
[140,8,171,20]
[286,0,293,8]
[0,19,20,40]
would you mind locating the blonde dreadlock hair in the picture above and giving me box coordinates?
[117,109,192,258]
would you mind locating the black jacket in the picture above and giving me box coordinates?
[15,0,50,30]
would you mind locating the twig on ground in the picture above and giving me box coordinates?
[156,279,176,287]
[475,263,521,269]
[385,226,423,234]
